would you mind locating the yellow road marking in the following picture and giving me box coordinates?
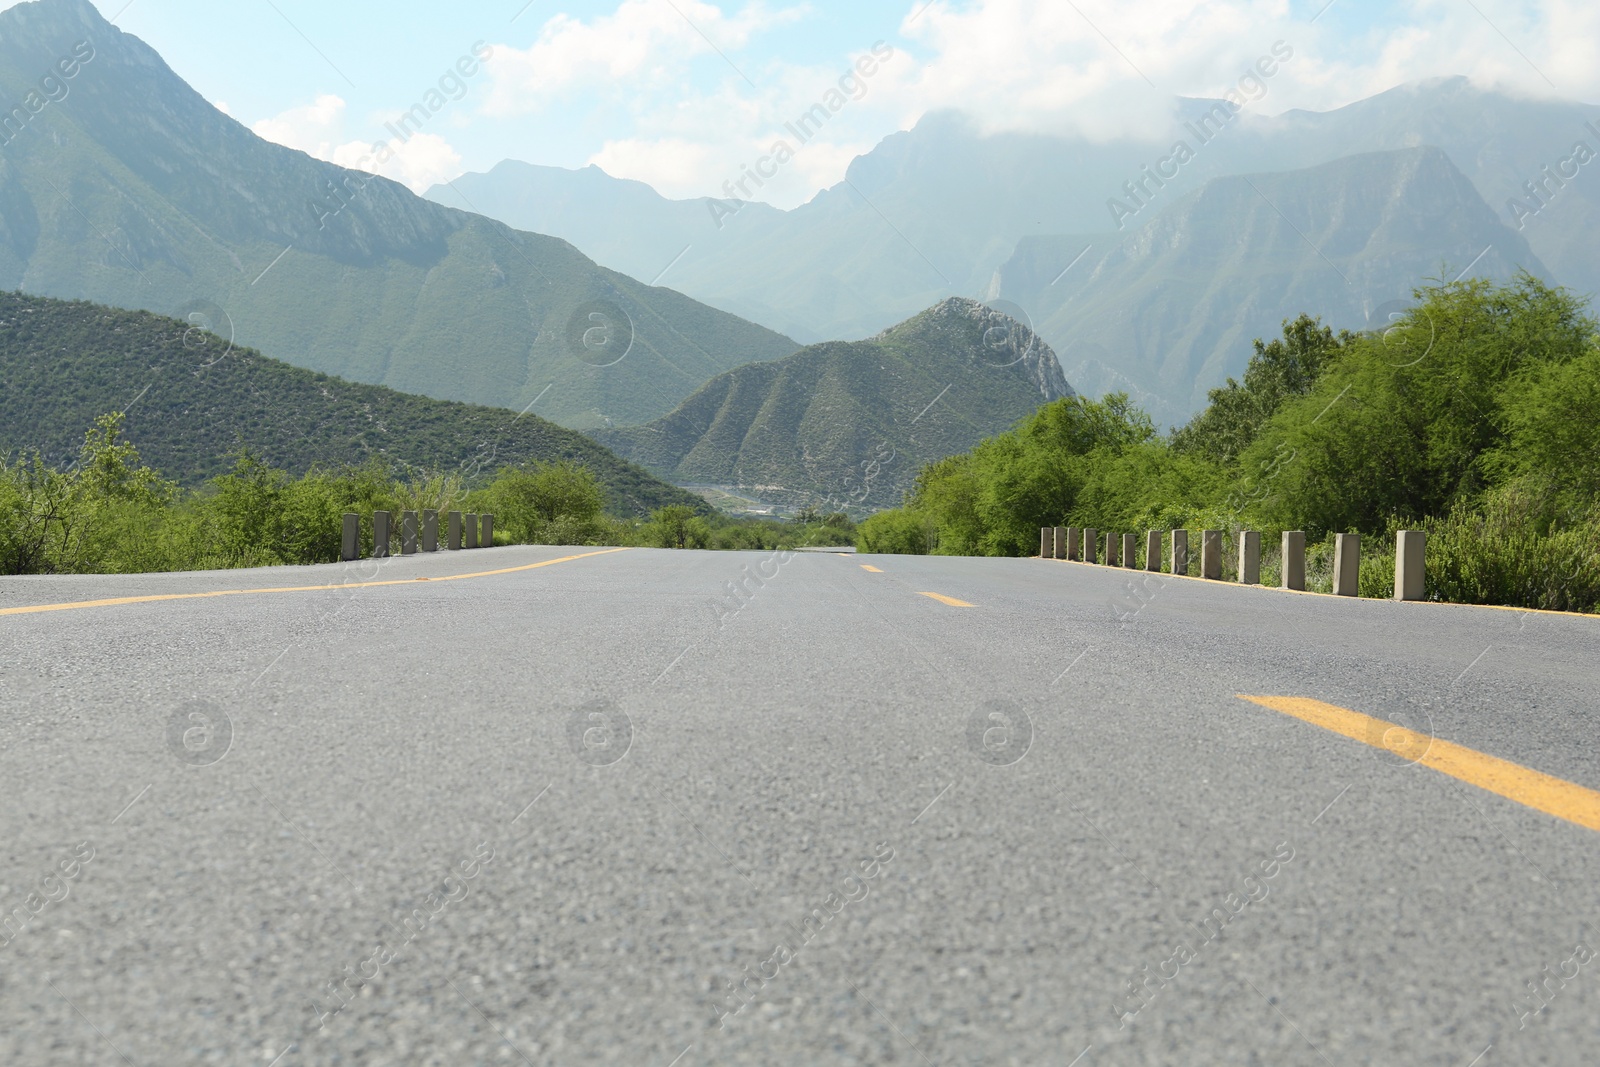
[861,565,883,573]
[1239,695,1600,833]
[0,548,631,618]
[918,591,975,608]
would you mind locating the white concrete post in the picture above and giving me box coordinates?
[1105,531,1120,567]
[1333,533,1360,596]
[1171,530,1188,576]
[1084,528,1097,564]
[480,513,494,547]
[465,513,480,549]
[1041,527,1051,557]
[401,511,418,555]
[1053,527,1067,560]
[1066,527,1081,561]
[341,513,359,562]
[1145,530,1161,572]
[422,510,438,553]
[372,511,391,558]
[1395,530,1425,601]
[1282,531,1306,591]
[1122,532,1137,569]
[1201,530,1222,580]
[1238,530,1260,585]
[447,511,462,551]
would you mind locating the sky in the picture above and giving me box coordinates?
[37,0,1600,207]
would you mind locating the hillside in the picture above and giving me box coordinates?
[0,291,703,515]
[594,298,1072,511]
[0,0,797,430]
[994,147,1545,426]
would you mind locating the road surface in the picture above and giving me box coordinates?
[1,545,1597,1066]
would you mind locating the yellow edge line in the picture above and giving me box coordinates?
[1239,694,1600,833]
[860,565,883,573]
[1040,556,1599,619]
[0,547,632,618]
[917,591,975,608]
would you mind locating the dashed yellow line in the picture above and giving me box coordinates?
[1239,695,1600,833]
[861,565,883,573]
[918,591,975,608]
[0,548,632,618]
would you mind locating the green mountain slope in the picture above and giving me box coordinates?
[0,291,703,515]
[0,0,796,430]
[594,298,1072,511]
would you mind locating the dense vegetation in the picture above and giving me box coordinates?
[0,292,703,515]
[858,275,1600,613]
[0,414,854,574]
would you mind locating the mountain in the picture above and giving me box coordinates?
[0,291,705,515]
[0,0,797,430]
[994,147,1545,425]
[428,160,787,297]
[439,77,1598,416]
[592,298,1072,511]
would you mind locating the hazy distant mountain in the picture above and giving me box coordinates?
[430,160,787,296]
[0,0,797,430]
[0,291,703,514]
[440,76,1597,419]
[996,147,1545,425]
[593,298,1071,511]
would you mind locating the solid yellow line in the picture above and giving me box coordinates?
[918,591,975,608]
[1239,695,1600,833]
[861,565,883,573]
[0,548,632,618]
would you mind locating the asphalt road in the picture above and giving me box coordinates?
[2,545,1597,1066]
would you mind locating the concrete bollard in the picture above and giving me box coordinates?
[401,511,418,555]
[1105,531,1120,567]
[341,513,359,562]
[1282,531,1306,591]
[422,509,438,553]
[1041,527,1052,558]
[1333,533,1360,596]
[1066,526,1081,561]
[1145,530,1161,572]
[372,511,391,558]
[1395,530,1425,601]
[1122,532,1136,569]
[1171,530,1188,576]
[447,511,462,551]
[1238,530,1261,585]
[1084,528,1097,564]
[465,513,480,549]
[1053,526,1067,560]
[481,513,494,547]
[1201,530,1222,580]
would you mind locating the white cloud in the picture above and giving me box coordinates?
[483,0,808,116]
[250,95,464,193]
[490,0,1600,205]
[251,93,349,158]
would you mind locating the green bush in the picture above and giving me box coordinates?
[856,509,935,554]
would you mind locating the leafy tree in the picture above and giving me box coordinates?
[1172,314,1351,464]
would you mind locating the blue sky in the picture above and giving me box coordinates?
[51,0,1600,205]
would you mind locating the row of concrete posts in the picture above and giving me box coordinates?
[341,510,495,562]
[1039,526,1428,602]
